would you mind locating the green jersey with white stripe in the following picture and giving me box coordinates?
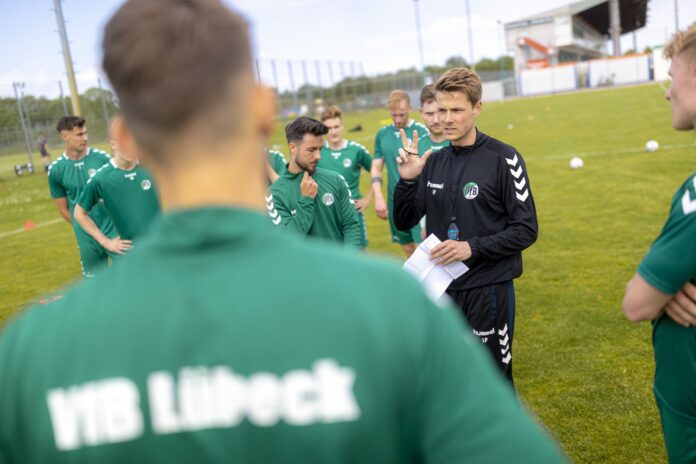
[638,172,696,456]
[318,140,372,199]
[47,148,115,235]
[0,207,565,463]
[267,149,287,176]
[267,167,362,247]
[77,160,161,241]
[373,120,428,201]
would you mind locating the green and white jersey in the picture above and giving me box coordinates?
[267,167,362,247]
[638,173,696,425]
[0,207,565,463]
[267,149,287,176]
[318,140,372,199]
[419,133,449,154]
[77,160,161,241]
[47,147,115,235]
[373,120,428,201]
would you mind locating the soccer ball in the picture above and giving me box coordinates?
[645,140,659,152]
[569,157,584,169]
[507,123,514,130]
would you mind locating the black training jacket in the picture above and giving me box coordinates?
[394,129,538,291]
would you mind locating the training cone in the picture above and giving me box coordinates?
[23,220,36,231]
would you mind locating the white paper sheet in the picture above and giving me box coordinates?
[403,234,470,299]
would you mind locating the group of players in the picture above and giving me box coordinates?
[0,0,695,461]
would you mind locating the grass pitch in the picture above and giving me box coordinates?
[1,82,695,463]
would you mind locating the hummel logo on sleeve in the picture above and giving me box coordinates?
[682,177,696,215]
[507,154,529,202]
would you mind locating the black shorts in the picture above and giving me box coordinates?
[447,281,516,384]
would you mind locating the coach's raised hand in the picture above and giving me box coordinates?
[300,171,318,198]
[396,128,433,181]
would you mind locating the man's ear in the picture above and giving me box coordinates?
[473,100,483,117]
[288,142,297,157]
[251,85,276,139]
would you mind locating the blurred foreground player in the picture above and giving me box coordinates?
[0,1,565,462]
[623,23,696,463]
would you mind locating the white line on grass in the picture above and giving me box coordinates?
[534,142,696,162]
[0,218,63,240]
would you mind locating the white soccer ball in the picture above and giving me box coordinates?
[507,123,514,130]
[645,140,659,152]
[569,156,584,169]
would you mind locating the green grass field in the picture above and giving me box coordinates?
[1,82,695,462]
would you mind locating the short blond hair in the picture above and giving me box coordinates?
[435,67,482,106]
[387,89,410,108]
[320,105,342,122]
[664,22,696,62]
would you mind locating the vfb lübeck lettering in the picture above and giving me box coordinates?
[47,359,360,451]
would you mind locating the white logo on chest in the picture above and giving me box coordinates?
[322,193,335,206]
[124,173,137,181]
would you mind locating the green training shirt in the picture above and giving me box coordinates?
[0,207,565,463]
[47,148,115,235]
[267,167,362,247]
[77,160,161,241]
[318,140,372,199]
[638,173,696,426]
[419,133,449,154]
[267,149,287,176]
[373,120,428,201]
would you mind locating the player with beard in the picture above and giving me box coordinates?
[267,117,362,246]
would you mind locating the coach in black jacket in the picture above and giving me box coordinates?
[393,68,538,384]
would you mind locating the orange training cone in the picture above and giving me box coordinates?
[23,220,36,231]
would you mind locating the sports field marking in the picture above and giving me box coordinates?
[0,218,63,240]
[533,142,696,162]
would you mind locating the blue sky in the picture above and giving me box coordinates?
[0,0,694,97]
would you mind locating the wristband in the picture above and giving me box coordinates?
[371,176,382,184]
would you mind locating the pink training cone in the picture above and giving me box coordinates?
[23,220,36,231]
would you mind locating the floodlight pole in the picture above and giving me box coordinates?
[609,0,622,56]
[413,0,426,72]
[674,0,679,31]
[465,0,475,70]
[12,82,34,166]
[53,0,82,116]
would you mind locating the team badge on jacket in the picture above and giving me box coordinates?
[322,193,334,206]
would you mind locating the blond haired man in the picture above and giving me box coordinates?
[393,68,538,383]
[623,23,696,462]
[371,90,428,257]
[319,105,373,248]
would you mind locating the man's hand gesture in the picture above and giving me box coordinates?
[396,129,434,181]
[300,171,318,198]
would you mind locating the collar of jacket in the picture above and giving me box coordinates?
[450,128,488,156]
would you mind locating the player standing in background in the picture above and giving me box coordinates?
[0,1,566,462]
[370,90,428,257]
[36,132,51,172]
[623,22,696,463]
[74,117,160,256]
[267,117,363,247]
[319,105,373,249]
[48,116,116,278]
[266,147,287,183]
[418,85,449,155]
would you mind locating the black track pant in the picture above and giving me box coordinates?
[447,281,515,385]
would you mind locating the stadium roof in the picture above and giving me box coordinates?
[507,0,649,35]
